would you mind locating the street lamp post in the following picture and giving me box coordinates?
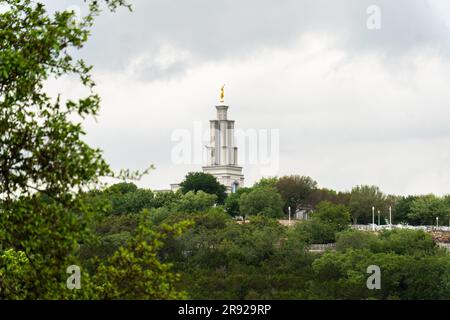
[288,206,291,227]
[389,206,392,226]
[436,217,439,228]
[372,206,375,231]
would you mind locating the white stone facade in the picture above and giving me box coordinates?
[203,104,244,193]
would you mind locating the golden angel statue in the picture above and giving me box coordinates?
[220,85,225,103]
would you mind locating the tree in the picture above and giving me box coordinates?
[253,177,278,189]
[152,190,181,209]
[275,175,318,213]
[104,183,155,215]
[87,215,192,299]
[179,172,227,204]
[408,195,450,226]
[384,194,400,224]
[348,185,385,224]
[310,229,450,300]
[107,182,138,194]
[239,187,284,219]
[163,212,290,299]
[394,196,418,224]
[308,189,352,209]
[0,249,34,299]
[292,220,337,244]
[224,187,252,217]
[0,0,126,298]
[175,191,217,213]
[312,201,351,232]
[309,188,339,208]
[0,0,184,300]
[376,229,437,256]
[335,230,378,252]
[293,201,351,244]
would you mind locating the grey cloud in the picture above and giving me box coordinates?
[47,0,450,80]
[40,0,450,195]
[132,58,189,82]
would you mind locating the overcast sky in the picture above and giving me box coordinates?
[44,0,450,196]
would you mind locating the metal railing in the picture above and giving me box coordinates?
[351,224,450,232]
[308,243,336,252]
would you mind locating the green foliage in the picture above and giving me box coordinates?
[1,0,448,300]
[175,191,217,213]
[224,187,252,217]
[85,192,449,300]
[295,221,335,244]
[253,177,278,189]
[0,0,188,300]
[275,175,317,213]
[384,194,400,223]
[107,182,138,194]
[375,229,437,256]
[384,194,450,226]
[349,185,386,224]
[86,214,192,299]
[337,229,438,255]
[179,172,227,204]
[408,194,450,226]
[170,213,450,300]
[93,213,139,236]
[239,187,284,219]
[77,182,449,301]
[0,0,122,200]
[0,0,123,298]
[0,249,33,299]
[331,229,445,299]
[395,196,419,224]
[105,183,155,215]
[148,207,173,225]
[312,201,351,231]
[80,231,132,266]
[153,191,181,209]
[311,248,450,299]
[0,3,112,295]
[293,201,351,244]
[0,194,98,298]
[336,230,379,252]
[309,188,339,207]
[164,211,302,299]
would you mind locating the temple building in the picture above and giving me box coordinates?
[202,91,244,193]
[169,86,244,193]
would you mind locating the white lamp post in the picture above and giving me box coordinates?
[389,206,392,226]
[372,206,375,231]
[436,217,439,228]
[288,206,291,227]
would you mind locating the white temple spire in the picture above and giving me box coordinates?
[202,88,244,193]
